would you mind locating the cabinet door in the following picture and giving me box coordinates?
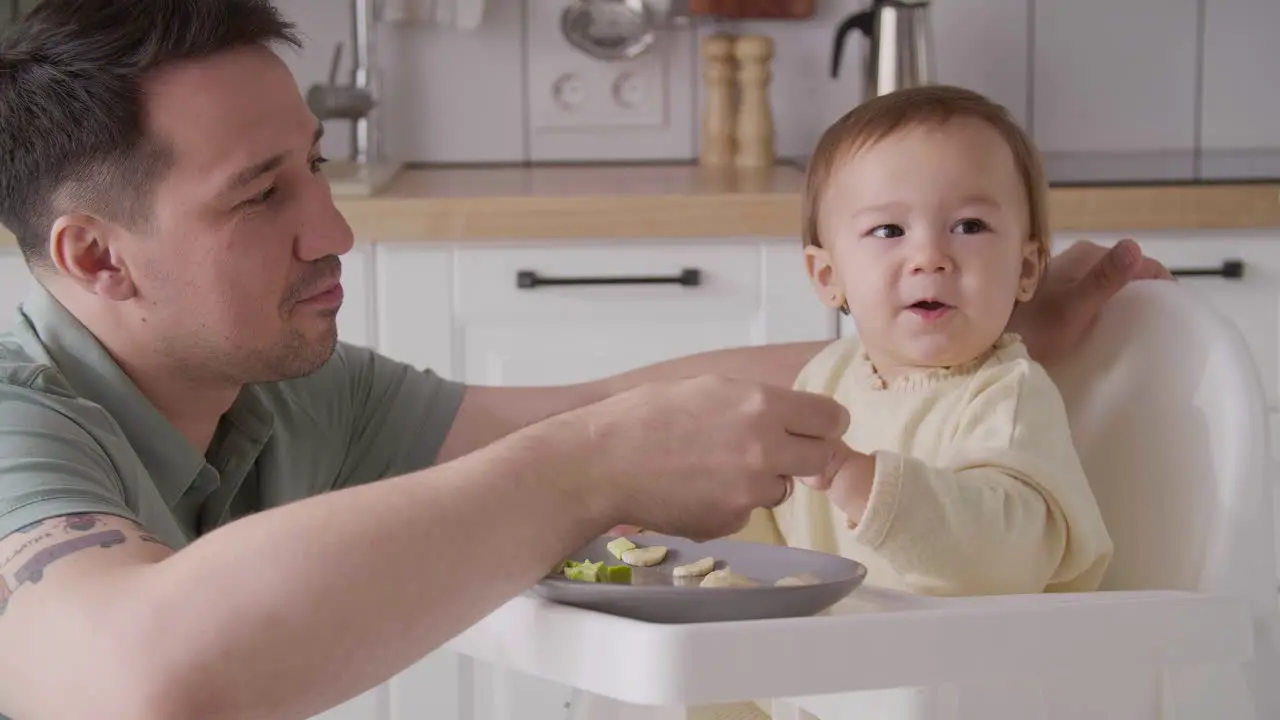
[448,240,834,386]
[311,687,387,720]
[336,243,376,349]
[0,249,33,333]
[1032,0,1200,182]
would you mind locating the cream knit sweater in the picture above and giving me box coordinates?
[739,332,1114,596]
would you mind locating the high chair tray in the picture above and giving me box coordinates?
[444,586,1254,707]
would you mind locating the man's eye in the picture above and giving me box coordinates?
[310,155,329,173]
[249,187,277,205]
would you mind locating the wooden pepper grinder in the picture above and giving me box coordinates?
[699,33,737,168]
[733,34,775,169]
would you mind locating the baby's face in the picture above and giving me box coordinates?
[808,117,1041,378]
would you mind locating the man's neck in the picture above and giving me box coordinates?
[52,286,239,456]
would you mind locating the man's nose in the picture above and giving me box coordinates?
[296,184,356,261]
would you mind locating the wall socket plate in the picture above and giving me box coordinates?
[525,0,696,162]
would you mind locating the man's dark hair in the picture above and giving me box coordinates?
[0,0,302,264]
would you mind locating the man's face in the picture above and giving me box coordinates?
[123,45,354,384]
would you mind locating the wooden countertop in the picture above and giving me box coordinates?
[2,163,1279,248]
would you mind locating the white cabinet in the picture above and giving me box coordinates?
[1032,0,1200,181]
[0,249,34,333]
[376,239,836,385]
[336,243,377,349]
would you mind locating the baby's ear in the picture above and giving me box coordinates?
[1015,237,1044,302]
[804,244,847,310]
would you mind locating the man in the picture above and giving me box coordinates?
[0,2,1169,719]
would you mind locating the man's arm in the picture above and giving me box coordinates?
[0,373,852,720]
[436,341,826,463]
[0,414,614,720]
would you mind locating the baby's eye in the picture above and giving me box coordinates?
[951,218,989,235]
[870,224,905,239]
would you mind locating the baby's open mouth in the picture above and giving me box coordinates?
[909,300,950,311]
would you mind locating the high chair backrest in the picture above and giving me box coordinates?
[1049,280,1276,606]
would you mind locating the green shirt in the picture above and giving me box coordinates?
[0,285,465,549]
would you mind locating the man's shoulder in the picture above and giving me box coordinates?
[0,328,80,402]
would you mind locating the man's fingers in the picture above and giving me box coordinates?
[1136,255,1174,281]
[769,433,841,478]
[771,388,851,439]
[1079,238,1141,307]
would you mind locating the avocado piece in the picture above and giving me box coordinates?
[564,560,604,582]
[606,537,638,559]
[602,564,632,584]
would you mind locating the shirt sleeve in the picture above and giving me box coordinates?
[328,343,467,490]
[0,382,139,541]
[850,361,1115,596]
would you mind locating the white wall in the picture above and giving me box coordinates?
[272,0,1280,182]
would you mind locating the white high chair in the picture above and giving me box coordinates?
[446,280,1279,720]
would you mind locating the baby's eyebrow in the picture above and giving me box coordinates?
[954,195,1002,209]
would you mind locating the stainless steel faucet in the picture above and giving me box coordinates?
[306,0,380,164]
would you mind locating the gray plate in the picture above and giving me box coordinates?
[529,533,868,624]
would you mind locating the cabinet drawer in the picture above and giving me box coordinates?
[453,241,764,323]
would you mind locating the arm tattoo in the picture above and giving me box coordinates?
[0,516,166,617]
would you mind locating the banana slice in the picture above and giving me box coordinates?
[775,573,820,587]
[621,545,668,567]
[699,567,757,588]
[672,556,716,578]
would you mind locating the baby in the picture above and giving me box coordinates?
[755,85,1114,597]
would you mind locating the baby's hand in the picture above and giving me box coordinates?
[800,443,875,526]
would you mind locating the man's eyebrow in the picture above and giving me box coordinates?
[222,125,326,194]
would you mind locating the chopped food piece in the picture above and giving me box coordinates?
[621,545,668,567]
[602,564,632,584]
[672,556,716,578]
[606,537,638,559]
[775,573,820,587]
[559,559,632,584]
[700,568,757,588]
[564,560,604,583]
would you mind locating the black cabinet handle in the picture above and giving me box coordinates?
[516,268,702,289]
[1169,260,1244,279]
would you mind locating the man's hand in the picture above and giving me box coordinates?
[1011,239,1173,366]
[573,376,851,541]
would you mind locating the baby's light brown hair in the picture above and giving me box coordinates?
[803,85,1051,278]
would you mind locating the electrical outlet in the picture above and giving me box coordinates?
[524,0,696,162]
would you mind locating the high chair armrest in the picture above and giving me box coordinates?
[444,587,1255,707]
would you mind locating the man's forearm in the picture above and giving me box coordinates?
[598,341,826,395]
[131,418,610,719]
[437,341,827,463]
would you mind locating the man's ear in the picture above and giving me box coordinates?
[804,244,847,310]
[47,213,137,301]
[1015,238,1043,302]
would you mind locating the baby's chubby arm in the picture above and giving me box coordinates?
[809,363,1114,596]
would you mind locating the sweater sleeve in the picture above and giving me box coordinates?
[850,361,1114,596]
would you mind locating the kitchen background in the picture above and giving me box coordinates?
[262,0,1280,184]
[1,3,1279,720]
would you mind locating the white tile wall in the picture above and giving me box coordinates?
[272,0,1280,180]
[1199,0,1280,179]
